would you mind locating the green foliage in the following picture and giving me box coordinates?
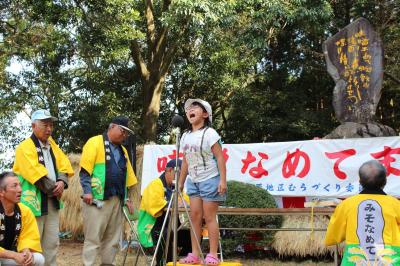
[169,0,338,142]
[1,0,400,165]
[219,181,283,255]
[163,0,232,26]
[0,0,143,153]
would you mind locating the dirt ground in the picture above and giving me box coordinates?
[56,240,147,266]
[56,240,334,266]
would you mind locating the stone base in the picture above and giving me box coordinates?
[324,122,397,139]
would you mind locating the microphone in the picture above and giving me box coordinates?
[171,115,184,128]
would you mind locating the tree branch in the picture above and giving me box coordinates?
[159,43,178,77]
[154,0,171,57]
[378,2,398,31]
[155,26,168,54]
[384,72,400,85]
[145,0,156,61]
[159,20,190,76]
[298,45,325,59]
[162,0,171,12]
[153,0,171,67]
[130,39,149,80]
[152,27,168,70]
[151,0,174,72]
[73,0,92,27]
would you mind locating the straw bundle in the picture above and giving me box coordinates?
[59,146,145,239]
[132,145,144,207]
[59,154,83,238]
[271,215,336,257]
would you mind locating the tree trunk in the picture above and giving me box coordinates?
[141,75,166,142]
[130,0,187,143]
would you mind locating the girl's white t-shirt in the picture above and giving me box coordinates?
[180,127,221,182]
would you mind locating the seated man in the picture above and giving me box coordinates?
[0,171,44,266]
[138,159,191,266]
[325,160,400,265]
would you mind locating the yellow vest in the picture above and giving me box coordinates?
[13,137,73,216]
[325,194,400,265]
[79,135,137,199]
[0,203,42,253]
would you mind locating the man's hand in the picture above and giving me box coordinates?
[13,252,26,265]
[82,193,93,205]
[125,199,134,214]
[35,176,55,194]
[21,249,33,266]
[52,181,64,197]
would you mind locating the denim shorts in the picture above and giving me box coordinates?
[186,175,227,202]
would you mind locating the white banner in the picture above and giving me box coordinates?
[141,137,400,197]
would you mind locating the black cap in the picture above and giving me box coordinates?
[166,159,182,169]
[111,116,134,134]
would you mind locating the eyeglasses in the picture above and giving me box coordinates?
[185,104,202,112]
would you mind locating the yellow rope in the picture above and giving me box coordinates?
[310,199,319,242]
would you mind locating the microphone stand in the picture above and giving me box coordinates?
[150,124,205,266]
[172,126,180,265]
[150,126,182,266]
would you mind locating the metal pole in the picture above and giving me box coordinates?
[163,211,174,265]
[151,193,174,266]
[173,127,181,266]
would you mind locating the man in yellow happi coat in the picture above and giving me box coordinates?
[13,109,73,266]
[138,159,191,266]
[0,171,45,266]
[79,116,137,266]
[325,160,400,265]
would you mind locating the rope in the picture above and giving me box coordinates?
[310,199,320,241]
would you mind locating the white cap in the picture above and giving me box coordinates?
[31,109,58,122]
[184,99,212,123]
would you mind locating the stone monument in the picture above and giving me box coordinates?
[323,17,396,138]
